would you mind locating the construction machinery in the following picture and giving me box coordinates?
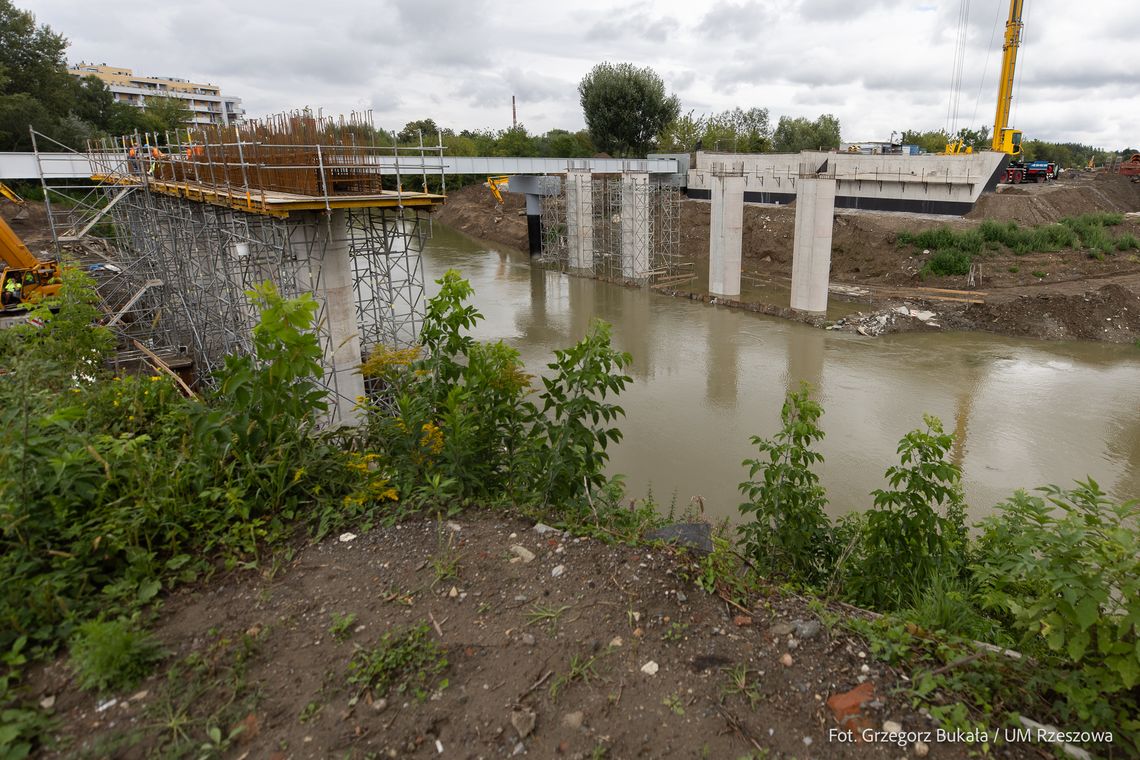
[1,213,61,310]
[486,175,510,204]
[0,181,29,220]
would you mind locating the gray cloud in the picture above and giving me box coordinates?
[16,0,1140,149]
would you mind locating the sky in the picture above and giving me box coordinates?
[19,0,1140,150]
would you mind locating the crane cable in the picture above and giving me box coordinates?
[969,0,1004,131]
[946,0,972,137]
[1011,0,1029,130]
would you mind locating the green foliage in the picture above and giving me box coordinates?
[737,385,834,585]
[658,107,772,154]
[346,621,448,701]
[845,415,967,610]
[328,612,358,642]
[532,320,631,509]
[0,277,379,659]
[924,249,973,277]
[68,618,165,693]
[578,61,680,157]
[772,114,841,153]
[896,213,1135,276]
[973,482,1140,740]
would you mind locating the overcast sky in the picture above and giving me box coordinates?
[19,0,1140,149]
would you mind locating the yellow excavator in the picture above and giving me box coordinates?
[1,186,61,310]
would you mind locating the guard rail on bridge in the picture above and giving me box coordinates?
[0,152,681,180]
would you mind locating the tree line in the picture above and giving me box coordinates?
[2,0,1130,169]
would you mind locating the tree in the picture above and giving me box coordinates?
[578,62,679,157]
[538,129,593,158]
[705,107,771,153]
[772,114,841,153]
[900,128,952,154]
[397,118,442,144]
[657,110,706,153]
[493,125,538,157]
[139,95,193,134]
[0,0,71,114]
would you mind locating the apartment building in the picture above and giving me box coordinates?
[68,63,245,126]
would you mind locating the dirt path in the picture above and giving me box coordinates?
[32,513,1040,759]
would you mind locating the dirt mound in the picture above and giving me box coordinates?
[434,183,528,252]
[1,200,55,250]
[968,173,1140,225]
[958,282,1140,342]
[33,513,991,759]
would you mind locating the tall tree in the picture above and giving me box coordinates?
[140,95,193,134]
[397,118,442,144]
[772,114,841,153]
[578,62,679,157]
[0,0,70,113]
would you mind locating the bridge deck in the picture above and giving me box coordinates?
[92,173,445,218]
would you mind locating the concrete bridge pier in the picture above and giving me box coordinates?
[566,169,593,272]
[709,163,744,298]
[789,176,837,315]
[620,171,651,282]
[290,209,365,426]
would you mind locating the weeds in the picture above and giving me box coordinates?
[328,612,358,642]
[662,622,690,642]
[346,621,448,702]
[68,619,166,693]
[720,664,762,708]
[525,603,573,634]
[550,651,606,701]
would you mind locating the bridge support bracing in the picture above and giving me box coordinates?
[566,169,593,272]
[709,164,744,298]
[790,176,836,315]
[620,172,651,282]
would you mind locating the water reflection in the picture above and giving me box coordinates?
[421,224,1140,523]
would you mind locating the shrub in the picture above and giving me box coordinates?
[68,619,165,693]
[972,482,1140,744]
[737,385,834,586]
[923,249,972,276]
[843,415,967,610]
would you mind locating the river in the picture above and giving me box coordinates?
[419,223,1140,524]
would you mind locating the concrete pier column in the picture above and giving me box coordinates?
[298,209,365,426]
[789,176,836,315]
[524,194,542,256]
[620,172,650,282]
[566,169,593,273]
[709,165,744,298]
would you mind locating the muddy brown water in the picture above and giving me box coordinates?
[423,223,1140,524]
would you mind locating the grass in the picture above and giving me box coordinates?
[328,612,357,642]
[68,619,166,693]
[720,664,762,708]
[429,526,461,588]
[550,650,606,702]
[525,602,573,634]
[896,213,1136,277]
[662,621,689,642]
[346,621,448,702]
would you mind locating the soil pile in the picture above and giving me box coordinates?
[958,282,1140,342]
[33,514,1007,759]
[968,172,1140,225]
[435,184,528,252]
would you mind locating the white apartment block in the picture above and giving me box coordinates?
[68,63,245,126]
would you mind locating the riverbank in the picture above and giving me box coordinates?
[435,174,1140,344]
[32,511,1039,760]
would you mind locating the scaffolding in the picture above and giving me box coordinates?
[539,172,684,285]
[30,111,445,420]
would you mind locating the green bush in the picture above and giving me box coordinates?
[68,619,165,693]
[923,249,972,276]
[843,415,967,610]
[363,271,632,514]
[973,482,1140,745]
[737,385,834,586]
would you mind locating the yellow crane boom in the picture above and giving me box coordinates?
[991,0,1024,157]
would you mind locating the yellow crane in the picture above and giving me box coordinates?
[990,0,1024,158]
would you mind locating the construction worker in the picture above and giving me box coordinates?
[3,275,21,306]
